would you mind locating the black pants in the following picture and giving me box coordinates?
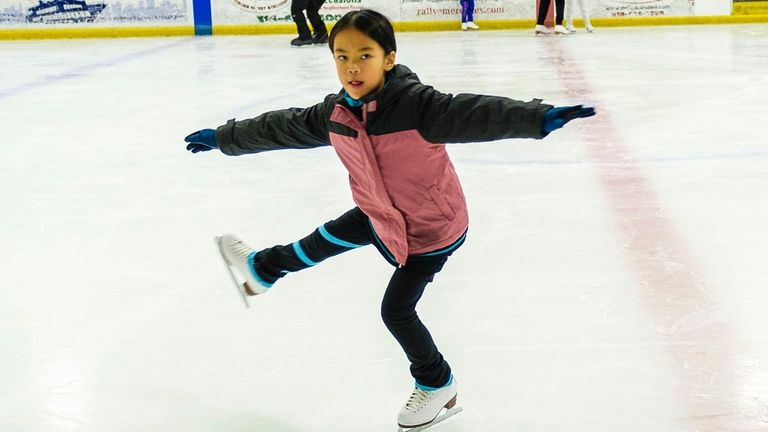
[537,0,565,25]
[291,0,327,40]
[252,207,461,388]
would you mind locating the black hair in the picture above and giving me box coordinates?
[329,9,397,55]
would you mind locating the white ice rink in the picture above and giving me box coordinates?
[2,24,768,432]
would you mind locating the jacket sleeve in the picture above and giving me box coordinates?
[412,85,554,144]
[215,97,333,156]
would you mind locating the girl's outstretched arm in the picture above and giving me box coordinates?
[412,86,592,144]
[185,96,334,156]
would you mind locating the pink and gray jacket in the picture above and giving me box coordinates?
[215,64,553,266]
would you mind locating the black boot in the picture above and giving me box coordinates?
[291,12,312,47]
[290,36,313,47]
[311,31,328,45]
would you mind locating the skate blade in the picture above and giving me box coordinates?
[215,236,251,309]
[397,406,463,432]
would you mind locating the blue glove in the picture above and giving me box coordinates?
[542,105,596,134]
[185,129,218,153]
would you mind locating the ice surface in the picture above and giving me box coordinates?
[1,25,767,432]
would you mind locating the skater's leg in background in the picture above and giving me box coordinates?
[305,0,327,36]
[579,0,593,29]
[290,0,312,40]
[253,207,373,285]
[565,0,574,28]
[466,0,474,22]
[381,255,452,389]
[460,0,470,22]
[536,0,551,25]
[555,0,565,25]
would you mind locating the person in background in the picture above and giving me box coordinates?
[535,0,570,35]
[460,0,479,30]
[565,0,595,33]
[290,0,328,46]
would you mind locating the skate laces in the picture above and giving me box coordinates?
[404,388,433,413]
[228,238,254,261]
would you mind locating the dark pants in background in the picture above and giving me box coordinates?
[460,0,475,22]
[537,0,565,25]
[291,0,327,41]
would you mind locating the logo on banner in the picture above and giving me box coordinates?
[26,0,106,23]
[231,0,290,13]
[14,0,187,24]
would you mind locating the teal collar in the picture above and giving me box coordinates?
[343,92,363,107]
[342,70,394,108]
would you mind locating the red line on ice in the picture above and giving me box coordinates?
[541,37,761,431]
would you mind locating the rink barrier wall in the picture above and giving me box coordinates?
[0,26,193,40]
[192,0,213,35]
[1,15,768,40]
[733,0,768,14]
[209,15,768,35]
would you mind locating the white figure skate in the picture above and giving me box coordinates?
[534,24,551,35]
[215,234,271,308]
[397,378,462,431]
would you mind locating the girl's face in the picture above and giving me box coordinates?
[332,28,396,100]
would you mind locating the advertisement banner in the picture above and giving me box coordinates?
[211,0,367,24]
[210,0,536,24]
[601,0,693,17]
[400,0,529,21]
[0,0,726,32]
[0,0,191,26]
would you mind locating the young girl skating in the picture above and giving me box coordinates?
[185,9,595,429]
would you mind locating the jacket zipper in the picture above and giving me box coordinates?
[336,104,406,267]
